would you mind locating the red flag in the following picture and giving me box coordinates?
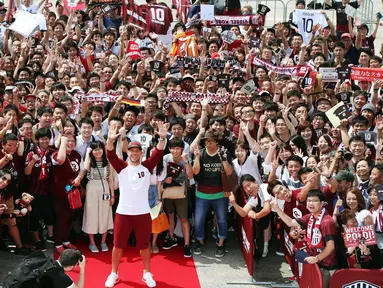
[351,67,383,82]
[126,41,141,60]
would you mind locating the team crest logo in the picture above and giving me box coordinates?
[342,281,379,288]
[70,161,79,172]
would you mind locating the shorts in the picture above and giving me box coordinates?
[114,213,151,250]
[148,185,158,209]
[0,196,16,226]
[163,198,188,219]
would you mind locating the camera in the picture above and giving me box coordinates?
[340,148,353,161]
[103,194,111,201]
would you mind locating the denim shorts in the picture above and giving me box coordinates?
[148,185,158,209]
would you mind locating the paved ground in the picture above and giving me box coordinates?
[0,224,292,288]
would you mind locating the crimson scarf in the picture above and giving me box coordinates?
[36,146,48,180]
[305,208,325,250]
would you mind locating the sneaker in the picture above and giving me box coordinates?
[0,239,8,251]
[184,245,192,258]
[142,271,156,287]
[276,247,284,256]
[151,245,159,254]
[89,244,99,253]
[262,244,269,258]
[35,241,47,252]
[193,242,204,255]
[55,246,65,254]
[14,247,32,255]
[101,243,108,252]
[46,236,54,244]
[163,237,178,250]
[215,245,225,258]
[105,272,119,288]
[63,242,77,250]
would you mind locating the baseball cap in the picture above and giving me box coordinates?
[357,24,369,31]
[335,170,355,182]
[361,103,376,115]
[315,96,331,106]
[128,141,142,150]
[24,94,36,100]
[341,33,351,39]
[182,74,194,82]
[5,86,15,92]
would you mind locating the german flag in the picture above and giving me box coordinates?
[121,98,145,107]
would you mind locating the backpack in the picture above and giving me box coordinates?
[3,251,56,288]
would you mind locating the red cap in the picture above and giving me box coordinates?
[24,94,36,100]
[341,33,351,39]
[128,141,142,150]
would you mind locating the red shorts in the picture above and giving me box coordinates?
[114,213,151,250]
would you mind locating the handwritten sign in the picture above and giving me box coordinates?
[343,225,376,248]
[201,4,214,21]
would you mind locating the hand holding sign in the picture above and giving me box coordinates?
[221,30,236,44]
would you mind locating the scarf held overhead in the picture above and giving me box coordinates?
[167,91,230,104]
[252,57,310,76]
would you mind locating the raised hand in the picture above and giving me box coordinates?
[376,115,383,131]
[229,192,235,204]
[157,121,170,139]
[107,126,121,142]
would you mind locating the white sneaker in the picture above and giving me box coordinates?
[105,272,119,287]
[142,271,156,287]
[262,244,269,258]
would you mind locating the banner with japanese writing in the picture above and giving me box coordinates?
[343,225,376,248]
[350,67,383,82]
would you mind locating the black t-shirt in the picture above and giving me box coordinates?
[40,262,73,288]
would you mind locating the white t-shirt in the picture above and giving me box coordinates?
[246,188,271,208]
[292,10,327,44]
[17,3,39,13]
[233,152,262,185]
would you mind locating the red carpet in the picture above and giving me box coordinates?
[58,240,201,288]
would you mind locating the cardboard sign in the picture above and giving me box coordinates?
[170,66,181,79]
[201,4,215,21]
[217,74,231,89]
[315,128,328,138]
[257,4,271,16]
[335,92,352,104]
[325,101,352,127]
[358,131,377,145]
[337,66,351,81]
[133,133,152,149]
[241,80,257,94]
[343,225,376,248]
[149,60,164,75]
[319,67,338,82]
[221,30,237,44]
[249,36,261,49]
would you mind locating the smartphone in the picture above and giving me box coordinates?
[312,146,318,156]
[273,47,281,55]
[377,12,383,20]
[209,75,217,81]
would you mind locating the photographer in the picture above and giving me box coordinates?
[41,249,86,288]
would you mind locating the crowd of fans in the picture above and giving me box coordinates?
[0,0,383,287]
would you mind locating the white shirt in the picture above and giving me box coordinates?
[117,164,151,215]
[247,188,271,208]
[233,152,262,185]
[292,10,327,44]
[17,3,39,13]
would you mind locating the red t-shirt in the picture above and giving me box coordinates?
[52,150,81,199]
[297,211,338,269]
[0,150,24,188]
[25,148,54,196]
[284,188,310,219]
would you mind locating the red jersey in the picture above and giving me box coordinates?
[52,150,81,199]
[25,148,54,196]
[146,4,173,35]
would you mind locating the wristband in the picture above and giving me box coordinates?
[159,137,166,141]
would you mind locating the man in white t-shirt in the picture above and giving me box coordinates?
[16,0,46,13]
[104,122,168,288]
